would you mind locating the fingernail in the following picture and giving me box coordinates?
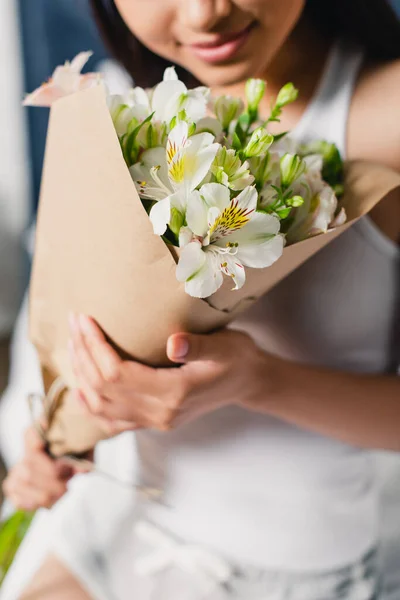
[170,336,189,359]
[78,314,91,334]
[68,311,78,332]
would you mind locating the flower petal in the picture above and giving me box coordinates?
[233,211,281,243]
[70,51,93,73]
[23,83,64,107]
[177,244,223,298]
[237,233,284,268]
[163,67,179,81]
[186,143,221,191]
[152,80,187,122]
[78,73,102,91]
[310,186,337,234]
[181,88,208,122]
[188,132,215,153]
[140,147,171,189]
[179,226,194,248]
[195,117,223,138]
[330,207,347,228]
[176,241,205,281]
[199,183,230,212]
[186,191,209,237]
[221,256,246,291]
[52,65,79,93]
[235,186,258,213]
[149,196,171,235]
[166,121,190,166]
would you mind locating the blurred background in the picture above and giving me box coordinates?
[0,0,130,496]
[0,0,399,594]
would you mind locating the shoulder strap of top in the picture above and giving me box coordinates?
[293,40,364,158]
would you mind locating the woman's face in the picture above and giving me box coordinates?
[114,0,305,87]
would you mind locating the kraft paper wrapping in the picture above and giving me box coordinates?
[29,86,400,456]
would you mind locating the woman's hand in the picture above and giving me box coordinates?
[2,428,84,510]
[68,314,269,430]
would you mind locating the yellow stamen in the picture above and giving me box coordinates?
[210,200,253,241]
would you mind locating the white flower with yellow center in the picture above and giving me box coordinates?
[130,121,220,235]
[176,183,284,298]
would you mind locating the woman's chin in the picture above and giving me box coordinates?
[185,56,267,88]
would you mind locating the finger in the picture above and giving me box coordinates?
[6,479,66,510]
[73,385,109,418]
[166,332,219,364]
[74,389,139,434]
[13,462,68,499]
[78,315,121,384]
[24,427,46,453]
[69,313,103,391]
[167,331,231,365]
[25,451,60,480]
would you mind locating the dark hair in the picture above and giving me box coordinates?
[90,0,400,87]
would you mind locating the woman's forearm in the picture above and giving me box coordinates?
[255,354,400,451]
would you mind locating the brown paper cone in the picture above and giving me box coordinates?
[29,86,400,456]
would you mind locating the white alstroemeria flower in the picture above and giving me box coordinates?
[107,94,150,137]
[151,67,209,124]
[195,117,223,139]
[130,121,220,234]
[24,51,101,107]
[286,155,345,243]
[176,183,283,298]
[211,147,254,191]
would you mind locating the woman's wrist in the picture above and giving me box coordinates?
[241,347,288,415]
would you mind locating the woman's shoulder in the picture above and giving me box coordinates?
[349,58,400,171]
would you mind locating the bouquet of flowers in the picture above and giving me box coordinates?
[21,51,399,457]
[1,50,400,587]
[26,52,347,301]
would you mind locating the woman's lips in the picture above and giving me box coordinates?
[186,23,255,64]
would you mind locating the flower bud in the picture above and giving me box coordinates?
[245,79,266,115]
[280,153,306,188]
[276,83,298,108]
[244,127,274,158]
[286,195,304,207]
[169,207,185,237]
[108,95,134,137]
[214,95,244,130]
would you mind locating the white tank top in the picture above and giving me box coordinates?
[138,41,400,571]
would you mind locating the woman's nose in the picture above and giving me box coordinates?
[179,0,232,32]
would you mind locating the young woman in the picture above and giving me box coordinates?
[4,0,400,598]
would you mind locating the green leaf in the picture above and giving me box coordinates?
[0,511,35,586]
[272,131,288,142]
[124,112,155,165]
[232,132,242,152]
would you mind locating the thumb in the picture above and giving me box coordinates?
[167,332,222,364]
